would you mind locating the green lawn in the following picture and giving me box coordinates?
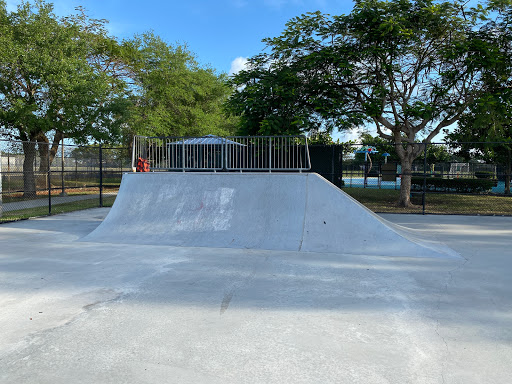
[0,195,116,223]
[343,187,512,215]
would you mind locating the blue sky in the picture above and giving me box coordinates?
[5,0,354,75]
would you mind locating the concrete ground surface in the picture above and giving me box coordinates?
[0,209,510,383]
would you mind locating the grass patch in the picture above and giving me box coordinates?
[425,193,512,215]
[1,188,101,203]
[343,187,512,215]
[0,195,116,223]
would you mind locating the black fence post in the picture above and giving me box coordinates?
[60,137,67,196]
[99,144,103,208]
[47,144,52,215]
[423,143,427,215]
[507,148,511,195]
[7,152,10,194]
[340,144,343,186]
[330,145,335,183]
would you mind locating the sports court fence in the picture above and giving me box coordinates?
[0,139,131,222]
[309,141,512,216]
[1,137,511,221]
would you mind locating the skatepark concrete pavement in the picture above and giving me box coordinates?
[0,174,511,383]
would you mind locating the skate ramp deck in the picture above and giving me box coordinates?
[83,172,458,258]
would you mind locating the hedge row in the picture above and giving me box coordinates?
[411,177,494,193]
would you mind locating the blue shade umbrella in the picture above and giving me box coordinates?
[382,152,391,163]
[354,146,378,161]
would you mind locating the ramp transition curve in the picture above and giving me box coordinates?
[83,172,458,258]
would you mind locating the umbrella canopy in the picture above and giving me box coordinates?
[354,146,378,154]
[169,135,245,146]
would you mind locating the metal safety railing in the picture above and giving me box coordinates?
[132,135,311,172]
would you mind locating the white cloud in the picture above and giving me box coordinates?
[229,57,249,76]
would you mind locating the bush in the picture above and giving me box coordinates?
[474,171,494,179]
[411,177,494,193]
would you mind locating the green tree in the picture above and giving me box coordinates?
[308,131,338,145]
[226,59,329,135]
[446,3,512,194]
[227,0,489,207]
[124,33,238,140]
[0,1,128,197]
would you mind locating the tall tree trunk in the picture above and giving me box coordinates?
[36,132,62,190]
[395,141,424,208]
[37,131,62,173]
[398,158,413,207]
[22,140,37,198]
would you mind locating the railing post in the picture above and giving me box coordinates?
[182,139,185,172]
[299,138,302,173]
[269,137,272,173]
[223,137,228,171]
[99,144,103,208]
[131,136,137,172]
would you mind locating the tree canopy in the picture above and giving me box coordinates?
[124,32,238,140]
[0,1,237,196]
[0,1,237,149]
[227,0,503,206]
[0,1,131,195]
[0,1,126,145]
[445,2,512,194]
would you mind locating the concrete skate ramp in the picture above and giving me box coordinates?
[83,172,458,258]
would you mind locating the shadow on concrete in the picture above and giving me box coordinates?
[0,209,511,346]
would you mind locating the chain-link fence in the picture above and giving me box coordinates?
[310,142,512,216]
[2,138,511,221]
[0,139,131,222]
